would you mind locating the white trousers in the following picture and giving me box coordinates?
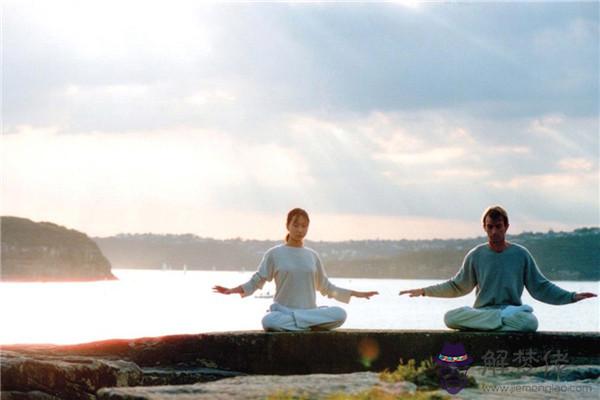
[444,306,539,332]
[261,303,347,332]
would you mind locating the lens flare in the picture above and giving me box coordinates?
[357,338,380,368]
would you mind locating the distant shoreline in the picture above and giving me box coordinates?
[110,267,600,282]
[0,275,118,283]
[95,228,600,281]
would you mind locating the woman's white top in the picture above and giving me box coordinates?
[241,244,352,309]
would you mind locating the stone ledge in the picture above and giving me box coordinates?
[3,330,599,374]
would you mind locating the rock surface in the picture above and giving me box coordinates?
[139,366,244,386]
[0,351,142,400]
[0,351,244,400]
[458,366,600,400]
[1,216,116,281]
[96,366,600,400]
[96,372,416,400]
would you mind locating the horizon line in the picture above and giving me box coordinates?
[92,225,599,243]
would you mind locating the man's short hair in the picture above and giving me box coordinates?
[482,205,509,226]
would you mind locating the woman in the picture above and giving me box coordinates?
[213,208,378,331]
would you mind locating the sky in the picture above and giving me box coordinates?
[1,1,599,241]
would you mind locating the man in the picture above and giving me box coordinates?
[400,206,596,331]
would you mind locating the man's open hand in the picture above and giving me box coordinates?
[399,288,425,297]
[573,292,597,302]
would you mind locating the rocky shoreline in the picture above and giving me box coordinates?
[2,330,599,399]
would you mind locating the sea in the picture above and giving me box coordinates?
[0,269,598,345]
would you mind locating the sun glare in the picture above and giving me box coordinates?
[10,1,214,60]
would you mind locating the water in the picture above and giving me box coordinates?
[0,269,598,345]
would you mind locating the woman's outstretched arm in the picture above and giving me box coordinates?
[213,249,274,298]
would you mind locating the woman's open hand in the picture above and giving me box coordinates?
[352,290,379,299]
[212,285,243,295]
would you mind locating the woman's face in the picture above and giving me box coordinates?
[287,215,309,242]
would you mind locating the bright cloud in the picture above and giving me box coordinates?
[2,126,314,231]
[185,90,237,107]
[558,158,594,171]
[376,146,466,166]
[488,172,597,190]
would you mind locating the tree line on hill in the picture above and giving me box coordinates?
[1,216,115,281]
[94,227,599,281]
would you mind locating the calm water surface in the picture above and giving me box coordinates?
[1,269,598,345]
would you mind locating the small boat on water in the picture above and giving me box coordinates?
[254,290,274,299]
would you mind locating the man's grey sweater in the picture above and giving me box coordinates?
[423,243,576,308]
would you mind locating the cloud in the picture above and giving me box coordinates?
[3,105,598,237]
[2,125,314,208]
[185,90,237,107]
[434,168,492,179]
[529,115,565,135]
[375,146,466,166]
[2,2,598,238]
[488,172,597,192]
[558,158,594,171]
[527,114,598,158]
[4,2,598,132]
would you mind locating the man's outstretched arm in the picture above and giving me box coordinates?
[408,251,477,298]
[523,250,596,305]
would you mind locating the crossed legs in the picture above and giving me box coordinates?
[262,303,347,332]
[444,305,538,332]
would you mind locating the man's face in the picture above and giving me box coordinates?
[484,216,508,244]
